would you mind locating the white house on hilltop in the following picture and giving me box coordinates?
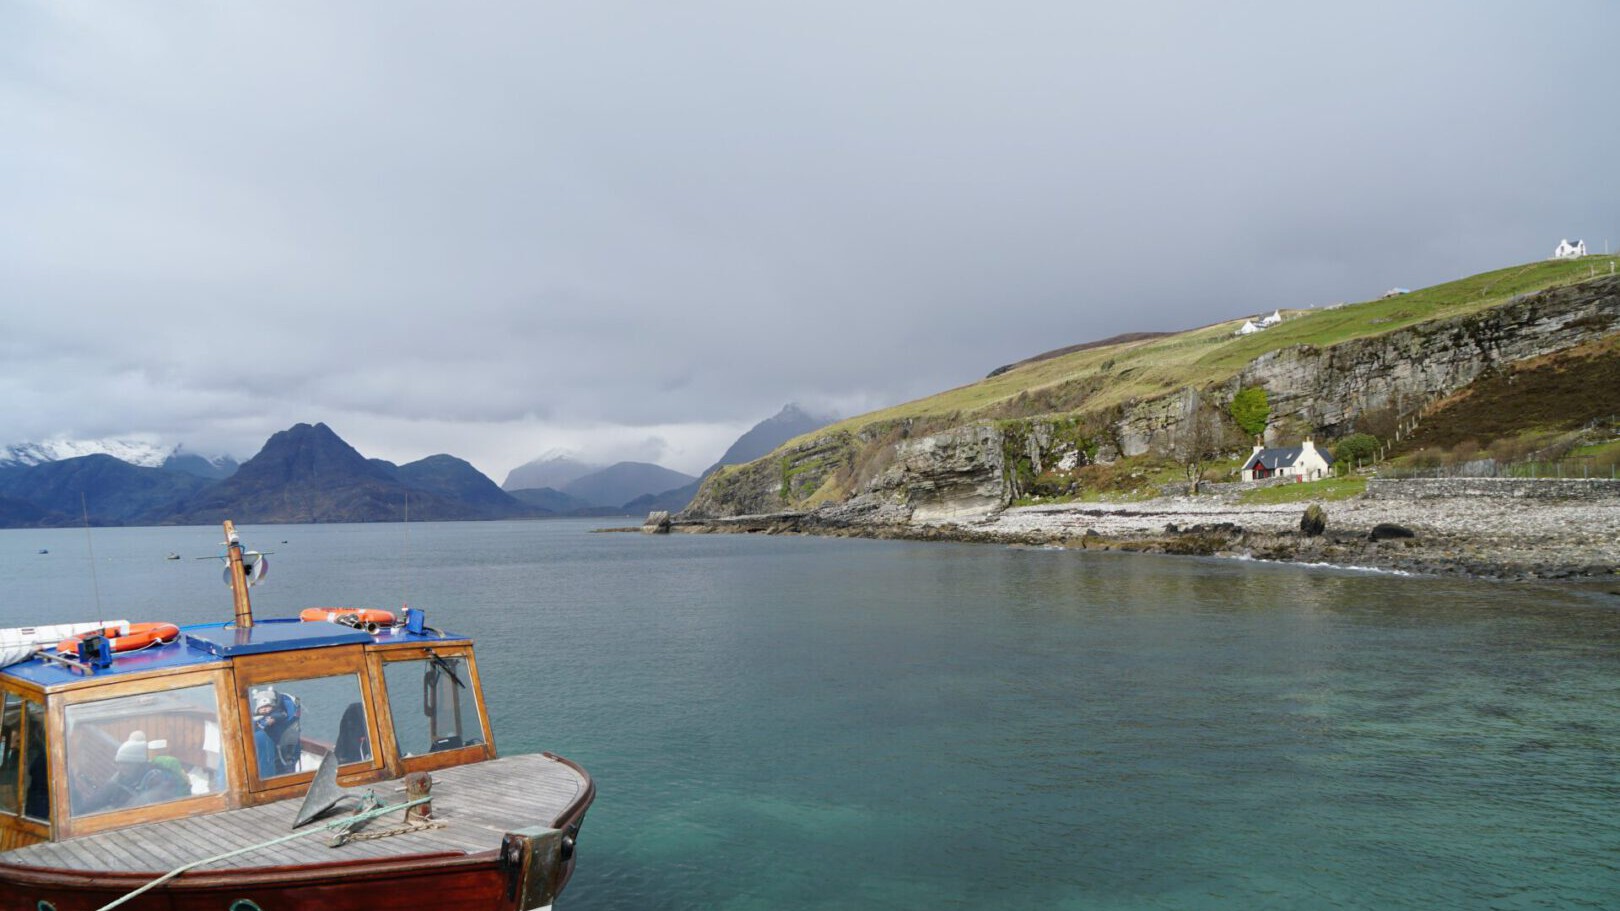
[1235,310,1283,336]
[1241,439,1334,482]
[1553,239,1587,259]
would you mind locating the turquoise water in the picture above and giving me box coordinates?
[4,521,1619,909]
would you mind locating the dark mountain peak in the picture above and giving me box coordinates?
[172,423,499,524]
[240,422,394,488]
[707,404,834,476]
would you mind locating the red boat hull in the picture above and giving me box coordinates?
[0,847,568,911]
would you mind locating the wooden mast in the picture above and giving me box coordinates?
[224,519,254,628]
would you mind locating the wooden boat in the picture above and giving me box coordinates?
[0,522,594,910]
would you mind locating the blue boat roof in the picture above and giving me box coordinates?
[1,618,468,690]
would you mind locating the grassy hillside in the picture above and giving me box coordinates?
[686,255,1620,517]
[801,255,1619,441]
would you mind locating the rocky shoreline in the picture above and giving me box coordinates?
[656,490,1620,584]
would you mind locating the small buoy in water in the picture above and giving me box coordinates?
[37,549,48,555]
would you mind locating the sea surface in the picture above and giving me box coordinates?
[4,520,1619,910]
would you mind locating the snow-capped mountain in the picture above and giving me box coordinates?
[0,438,177,469]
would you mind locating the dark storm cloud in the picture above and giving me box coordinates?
[3,1,1617,476]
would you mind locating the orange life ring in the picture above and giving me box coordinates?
[300,607,396,626]
[57,622,181,657]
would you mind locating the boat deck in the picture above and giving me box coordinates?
[0,753,585,874]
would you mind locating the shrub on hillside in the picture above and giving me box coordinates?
[1334,433,1380,466]
[1230,387,1270,437]
[1445,440,1481,465]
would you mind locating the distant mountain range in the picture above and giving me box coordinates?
[0,403,835,527]
[501,455,601,492]
[498,404,833,514]
[622,404,834,513]
[0,424,537,527]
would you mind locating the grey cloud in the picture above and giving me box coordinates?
[3,1,1617,477]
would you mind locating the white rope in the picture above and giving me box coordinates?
[94,796,431,911]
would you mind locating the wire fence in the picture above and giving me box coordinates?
[1380,457,1620,480]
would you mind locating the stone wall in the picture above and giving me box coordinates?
[1365,478,1620,501]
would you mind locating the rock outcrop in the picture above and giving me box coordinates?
[1300,504,1326,537]
[685,274,1620,526]
[1234,278,1620,443]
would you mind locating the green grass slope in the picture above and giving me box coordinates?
[802,256,1619,441]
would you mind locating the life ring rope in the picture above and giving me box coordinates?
[57,622,181,657]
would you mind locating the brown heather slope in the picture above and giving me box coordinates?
[1398,332,1620,450]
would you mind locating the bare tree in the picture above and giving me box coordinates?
[1174,408,1223,494]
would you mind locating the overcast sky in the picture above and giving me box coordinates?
[4,1,1617,480]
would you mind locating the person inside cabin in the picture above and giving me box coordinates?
[77,731,190,813]
[251,685,303,777]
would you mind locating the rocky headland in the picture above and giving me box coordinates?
[675,265,1620,584]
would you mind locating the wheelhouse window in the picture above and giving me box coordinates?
[385,654,483,757]
[247,674,372,781]
[0,692,19,815]
[65,684,224,818]
[22,698,46,821]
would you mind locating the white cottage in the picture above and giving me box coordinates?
[1259,309,1282,327]
[1235,319,1262,336]
[1241,439,1334,482]
[1553,239,1587,259]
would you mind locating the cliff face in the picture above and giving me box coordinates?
[684,275,1620,525]
[1238,278,1620,442]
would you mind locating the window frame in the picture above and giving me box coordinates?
[232,645,386,798]
[0,680,50,847]
[50,669,239,840]
[367,643,496,775]
[0,689,22,817]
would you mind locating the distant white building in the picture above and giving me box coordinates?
[1382,288,1411,299]
[1553,239,1587,259]
[1259,309,1282,327]
[1235,319,1262,336]
[1241,439,1334,482]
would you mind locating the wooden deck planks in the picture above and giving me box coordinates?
[0,754,585,874]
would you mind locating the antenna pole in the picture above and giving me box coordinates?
[82,494,103,616]
[224,520,254,628]
[402,492,410,611]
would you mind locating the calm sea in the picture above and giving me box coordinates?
[4,520,1619,910]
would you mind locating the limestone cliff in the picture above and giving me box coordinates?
[684,269,1620,526]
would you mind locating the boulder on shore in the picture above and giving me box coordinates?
[1300,504,1327,537]
[1369,523,1415,541]
[642,511,672,534]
